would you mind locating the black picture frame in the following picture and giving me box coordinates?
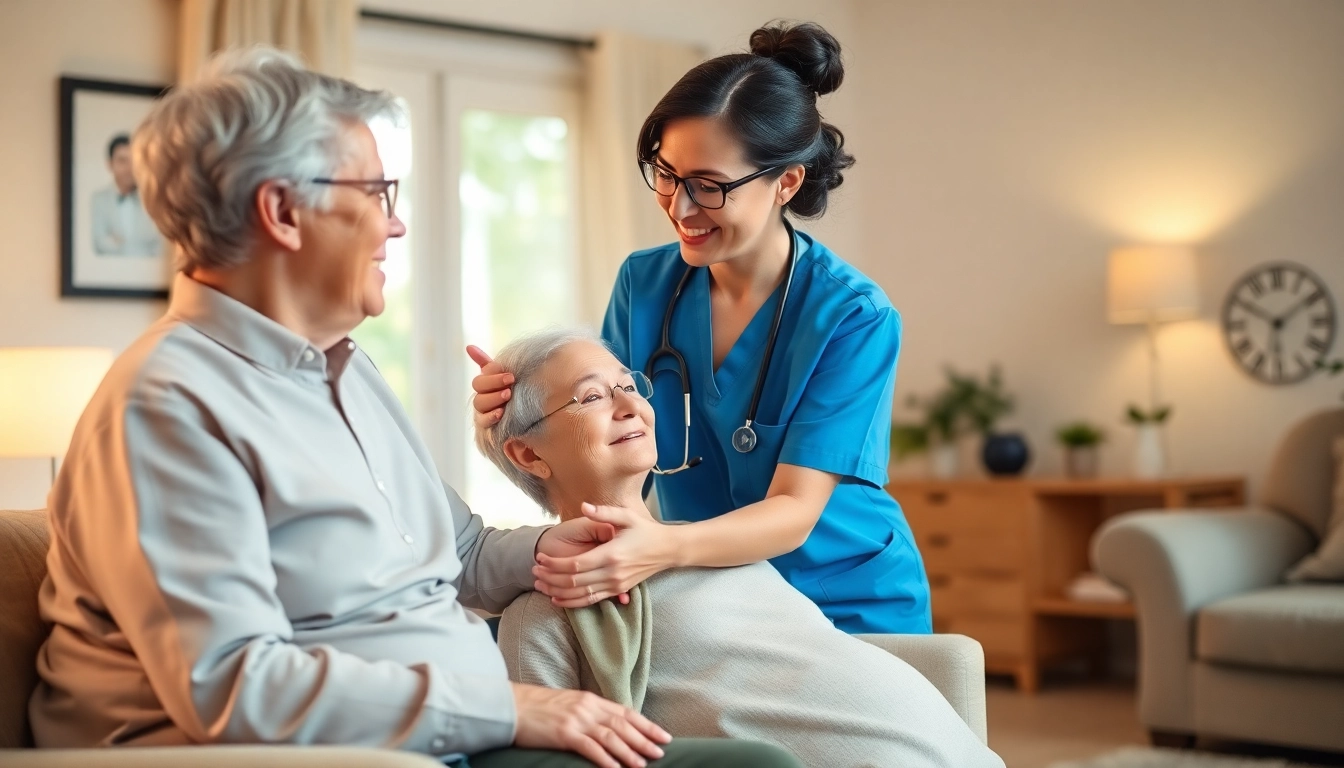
[60,76,172,299]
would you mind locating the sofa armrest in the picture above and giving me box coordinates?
[1091,509,1314,733]
[857,633,987,745]
[0,746,446,768]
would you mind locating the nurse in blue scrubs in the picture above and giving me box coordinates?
[471,21,930,634]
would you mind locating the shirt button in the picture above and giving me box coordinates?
[402,533,414,545]
[347,341,356,350]
[302,350,315,362]
[376,479,386,492]
[431,737,446,751]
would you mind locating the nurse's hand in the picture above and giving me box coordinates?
[467,345,514,430]
[534,503,678,608]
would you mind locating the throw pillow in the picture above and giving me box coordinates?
[1286,435,1344,581]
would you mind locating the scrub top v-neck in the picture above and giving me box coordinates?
[603,229,931,634]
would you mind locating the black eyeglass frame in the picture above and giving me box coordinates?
[638,160,782,210]
[311,178,400,219]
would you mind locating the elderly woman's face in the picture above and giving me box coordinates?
[525,340,658,495]
[297,121,405,329]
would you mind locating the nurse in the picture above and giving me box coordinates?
[471,21,930,634]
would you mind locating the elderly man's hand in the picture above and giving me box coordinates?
[534,504,676,608]
[511,683,671,768]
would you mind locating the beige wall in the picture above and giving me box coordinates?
[0,0,177,508]
[851,0,1344,496]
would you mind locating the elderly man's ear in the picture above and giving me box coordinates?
[503,437,552,480]
[254,180,304,252]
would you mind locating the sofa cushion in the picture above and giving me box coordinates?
[1196,583,1344,675]
[1287,435,1344,582]
[0,508,51,748]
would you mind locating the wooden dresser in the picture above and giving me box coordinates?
[887,476,1245,692]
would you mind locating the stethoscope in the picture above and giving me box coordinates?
[644,218,797,474]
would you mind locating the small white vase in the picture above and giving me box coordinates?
[1133,424,1166,479]
[1064,446,1099,479]
[930,443,959,478]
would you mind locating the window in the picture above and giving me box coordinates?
[357,24,582,528]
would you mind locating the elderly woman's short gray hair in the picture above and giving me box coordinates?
[132,47,400,273]
[474,327,608,516]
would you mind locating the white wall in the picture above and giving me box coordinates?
[0,0,177,508]
[851,0,1344,496]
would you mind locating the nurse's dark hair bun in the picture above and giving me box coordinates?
[636,20,855,220]
[749,21,844,97]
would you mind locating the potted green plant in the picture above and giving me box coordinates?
[892,365,1022,477]
[1125,404,1170,478]
[1056,421,1105,479]
[892,383,967,478]
[1319,359,1343,401]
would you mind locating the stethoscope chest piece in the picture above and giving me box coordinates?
[732,425,758,453]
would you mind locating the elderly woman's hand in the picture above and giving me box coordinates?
[467,345,513,430]
[534,503,680,608]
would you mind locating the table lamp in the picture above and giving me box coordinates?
[1107,246,1199,476]
[0,347,115,483]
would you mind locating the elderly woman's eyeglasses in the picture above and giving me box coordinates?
[638,160,781,210]
[311,178,399,219]
[523,371,654,433]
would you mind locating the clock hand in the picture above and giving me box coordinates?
[1274,293,1316,324]
[1234,298,1275,323]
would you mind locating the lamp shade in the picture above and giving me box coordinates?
[0,347,114,458]
[1107,246,1200,324]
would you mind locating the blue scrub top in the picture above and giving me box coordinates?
[602,229,932,634]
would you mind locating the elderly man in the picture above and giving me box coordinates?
[29,49,799,768]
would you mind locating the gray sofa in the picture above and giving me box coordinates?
[0,506,988,765]
[1094,408,1344,753]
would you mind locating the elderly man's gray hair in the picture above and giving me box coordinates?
[132,47,400,273]
[474,327,609,516]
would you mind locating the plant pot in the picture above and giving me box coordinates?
[930,443,959,478]
[1133,423,1166,478]
[982,432,1030,476]
[1064,446,1099,479]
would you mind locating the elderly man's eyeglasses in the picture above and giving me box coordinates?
[638,160,781,210]
[311,178,399,219]
[523,371,654,433]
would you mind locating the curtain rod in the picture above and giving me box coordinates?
[359,9,596,49]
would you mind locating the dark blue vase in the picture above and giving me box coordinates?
[982,432,1030,476]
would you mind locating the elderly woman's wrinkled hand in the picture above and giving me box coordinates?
[511,682,671,768]
[534,503,680,608]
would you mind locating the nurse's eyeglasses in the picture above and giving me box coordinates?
[639,160,781,210]
[311,178,399,219]
[522,371,655,433]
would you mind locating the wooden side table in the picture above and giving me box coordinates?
[887,475,1245,692]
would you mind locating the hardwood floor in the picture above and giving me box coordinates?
[984,675,1344,768]
[986,675,1146,768]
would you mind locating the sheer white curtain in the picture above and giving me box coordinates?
[178,0,356,81]
[578,30,702,326]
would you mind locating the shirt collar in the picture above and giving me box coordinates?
[166,273,350,379]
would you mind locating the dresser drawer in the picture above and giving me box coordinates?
[918,529,1025,575]
[897,485,1029,536]
[929,573,1025,620]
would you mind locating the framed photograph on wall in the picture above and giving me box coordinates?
[60,76,171,299]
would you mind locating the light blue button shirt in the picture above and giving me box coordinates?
[604,229,931,634]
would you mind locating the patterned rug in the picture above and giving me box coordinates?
[1049,747,1330,768]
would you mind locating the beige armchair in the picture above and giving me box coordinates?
[1094,408,1344,753]
[1,507,988,765]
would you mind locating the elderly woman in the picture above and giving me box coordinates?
[476,328,1005,768]
[30,48,800,768]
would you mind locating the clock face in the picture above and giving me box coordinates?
[1222,262,1336,385]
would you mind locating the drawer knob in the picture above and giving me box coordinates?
[927,491,949,505]
[929,574,951,588]
[928,533,951,547]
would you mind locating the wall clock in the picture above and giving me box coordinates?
[1222,262,1336,384]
